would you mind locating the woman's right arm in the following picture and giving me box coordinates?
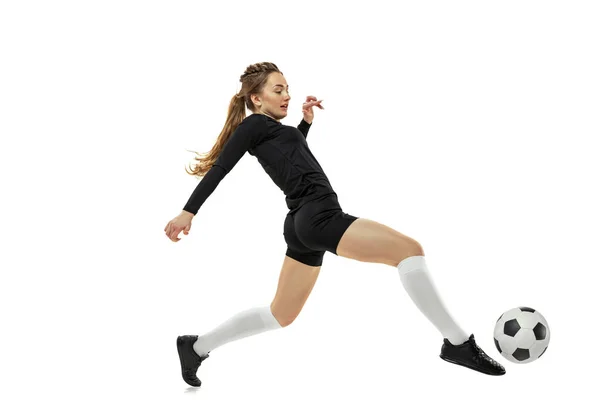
[182,116,263,215]
[182,164,227,215]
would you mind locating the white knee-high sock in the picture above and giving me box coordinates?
[397,256,469,345]
[193,305,282,356]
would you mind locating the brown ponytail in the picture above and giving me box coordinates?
[185,62,281,178]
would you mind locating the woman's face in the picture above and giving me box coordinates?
[252,72,290,121]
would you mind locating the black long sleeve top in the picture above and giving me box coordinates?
[183,113,337,215]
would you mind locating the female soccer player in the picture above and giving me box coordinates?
[165,62,505,387]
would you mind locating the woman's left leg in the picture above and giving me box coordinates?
[334,217,470,346]
[334,216,505,375]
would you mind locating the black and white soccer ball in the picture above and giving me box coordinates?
[493,306,550,364]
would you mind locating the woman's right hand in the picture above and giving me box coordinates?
[164,211,194,242]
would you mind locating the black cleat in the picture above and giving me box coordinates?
[176,335,210,387]
[440,334,506,376]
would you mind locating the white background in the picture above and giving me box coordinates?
[1,0,599,398]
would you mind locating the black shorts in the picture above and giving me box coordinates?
[283,193,359,267]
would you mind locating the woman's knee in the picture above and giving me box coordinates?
[270,303,298,328]
[402,238,425,258]
[405,235,424,254]
[385,235,424,266]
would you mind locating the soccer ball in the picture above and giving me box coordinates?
[493,306,550,364]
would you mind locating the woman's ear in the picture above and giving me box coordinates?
[250,93,261,107]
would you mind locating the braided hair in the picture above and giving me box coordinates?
[185,62,282,178]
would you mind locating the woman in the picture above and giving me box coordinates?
[165,62,505,387]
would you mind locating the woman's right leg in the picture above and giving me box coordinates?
[191,210,323,358]
[192,255,320,356]
[270,255,321,327]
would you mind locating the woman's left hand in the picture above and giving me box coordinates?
[302,96,324,124]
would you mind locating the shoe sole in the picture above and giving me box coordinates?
[177,336,201,387]
[440,355,505,376]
